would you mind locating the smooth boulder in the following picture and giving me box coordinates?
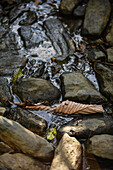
[9,107,47,134]
[0,116,54,161]
[0,153,49,170]
[44,18,75,56]
[86,134,113,160]
[13,78,60,103]
[95,63,113,101]
[82,0,111,37]
[60,0,81,14]
[50,133,82,170]
[61,72,103,104]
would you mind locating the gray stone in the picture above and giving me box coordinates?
[0,77,13,104]
[60,0,81,14]
[95,63,113,101]
[73,4,86,17]
[61,72,103,104]
[13,78,60,103]
[59,115,113,139]
[0,116,54,161]
[44,18,75,56]
[106,25,113,46]
[0,153,49,170]
[0,25,9,39]
[0,52,27,76]
[0,107,6,116]
[82,0,111,37]
[88,49,106,61]
[50,133,82,170]
[0,32,27,76]
[107,47,113,62]
[86,134,113,160]
[19,24,45,49]
[9,107,47,134]
[0,142,13,155]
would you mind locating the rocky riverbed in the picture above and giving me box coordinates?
[0,0,113,169]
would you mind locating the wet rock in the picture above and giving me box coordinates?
[0,153,50,170]
[0,32,21,51]
[0,142,13,155]
[61,72,103,104]
[60,0,81,14]
[9,107,47,134]
[73,4,86,17]
[86,134,113,160]
[0,116,54,161]
[9,4,29,23]
[0,52,27,76]
[50,133,82,170]
[106,25,113,46]
[107,47,113,62]
[13,78,60,103]
[0,107,6,116]
[18,24,45,48]
[0,77,12,104]
[88,48,106,61]
[0,25,9,39]
[19,11,37,25]
[82,0,111,37]
[44,18,75,56]
[59,115,113,139]
[95,63,113,101]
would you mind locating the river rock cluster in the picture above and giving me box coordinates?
[0,0,113,169]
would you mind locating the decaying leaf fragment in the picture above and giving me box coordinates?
[3,99,104,115]
[54,100,104,114]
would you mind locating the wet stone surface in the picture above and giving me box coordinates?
[61,72,103,104]
[0,0,113,169]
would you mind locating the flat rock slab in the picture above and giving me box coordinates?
[50,133,82,170]
[9,107,47,134]
[44,18,75,56]
[61,72,103,104]
[0,77,12,104]
[86,134,113,160]
[13,78,60,103]
[0,52,27,76]
[88,49,106,61]
[0,153,50,170]
[95,63,113,101]
[59,115,113,139]
[0,116,54,161]
[60,0,81,14]
[82,0,111,37]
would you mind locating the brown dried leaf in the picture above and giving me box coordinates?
[54,100,104,114]
[3,99,104,114]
